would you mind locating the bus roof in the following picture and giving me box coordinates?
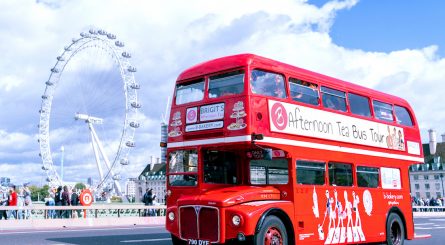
[177,53,410,107]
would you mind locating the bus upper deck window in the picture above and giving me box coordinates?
[394,105,414,126]
[321,86,347,112]
[348,93,371,117]
[175,79,205,105]
[373,100,394,122]
[289,78,319,106]
[208,70,244,98]
[250,69,286,99]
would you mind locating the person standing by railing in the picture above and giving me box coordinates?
[8,185,17,219]
[45,192,56,219]
[142,188,154,216]
[23,185,32,219]
[71,188,81,218]
[61,185,71,219]
[55,186,63,218]
[0,187,8,220]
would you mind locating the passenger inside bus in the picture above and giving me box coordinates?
[290,79,319,105]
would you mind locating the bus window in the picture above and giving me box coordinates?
[168,150,198,186]
[328,162,353,186]
[373,100,394,122]
[321,86,347,112]
[357,166,379,188]
[250,159,288,184]
[296,160,325,185]
[289,78,319,106]
[394,105,414,126]
[208,70,244,98]
[381,167,401,189]
[175,79,205,105]
[203,150,237,184]
[250,69,286,98]
[348,93,371,117]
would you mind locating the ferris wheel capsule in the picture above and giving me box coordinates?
[115,41,124,47]
[98,29,107,35]
[64,46,71,51]
[89,29,97,35]
[107,33,116,39]
[122,52,131,58]
[57,56,65,61]
[125,141,135,147]
[127,66,137,72]
[120,158,129,165]
[51,67,59,73]
[129,121,140,128]
[112,174,121,181]
[130,83,140,89]
[131,101,141,108]
[46,81,54,86]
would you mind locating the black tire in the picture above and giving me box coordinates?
[254,215,288,245]
[386,213,405,245]
[171,234,186,245]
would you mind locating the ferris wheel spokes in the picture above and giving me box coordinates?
[75,112,123,197]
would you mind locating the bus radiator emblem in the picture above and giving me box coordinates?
[194,206,201,215]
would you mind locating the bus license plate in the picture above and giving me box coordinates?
[188,239,210,245]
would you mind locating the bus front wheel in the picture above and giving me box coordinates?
[386,213,405,245]
[255,215,288,245]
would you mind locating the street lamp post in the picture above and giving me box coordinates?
[441,173,445,198]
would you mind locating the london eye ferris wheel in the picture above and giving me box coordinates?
[38,28,141,198]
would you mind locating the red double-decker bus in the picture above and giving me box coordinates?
[165,54,424,245]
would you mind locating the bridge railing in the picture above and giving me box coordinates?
[412,205,445,213]
[0,204,166,220]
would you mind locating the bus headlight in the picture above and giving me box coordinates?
[232,215,241,226]
[168,211,175,221]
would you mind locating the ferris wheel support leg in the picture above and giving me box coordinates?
[89,123,105,183]
[89,123,125,199]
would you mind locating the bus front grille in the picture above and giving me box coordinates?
[179,206,219,243]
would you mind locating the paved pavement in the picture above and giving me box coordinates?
[0,217,442,244]
[0,225,171,245]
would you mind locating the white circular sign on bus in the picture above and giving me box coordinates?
[363,190,373,216]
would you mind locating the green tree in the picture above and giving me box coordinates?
[75,182,86,190]
[29,185,50,202]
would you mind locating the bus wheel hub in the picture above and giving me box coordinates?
[265,227,282,245]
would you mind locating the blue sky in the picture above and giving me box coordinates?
[1,0,445,186]
[311,0,445,56]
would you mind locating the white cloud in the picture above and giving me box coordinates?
[0,0,443,185]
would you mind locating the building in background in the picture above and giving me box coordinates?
[125,178,137,201]
[134,156,166,204]
[0,177,11,187]
[410,130,445,200]
[87,177,93,187]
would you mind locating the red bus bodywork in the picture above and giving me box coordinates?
[165,54,423,244]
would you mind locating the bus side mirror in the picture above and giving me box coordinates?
[263,148,272,160]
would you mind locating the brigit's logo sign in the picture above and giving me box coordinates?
[271,102,287,130]
[186,107,197,124]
